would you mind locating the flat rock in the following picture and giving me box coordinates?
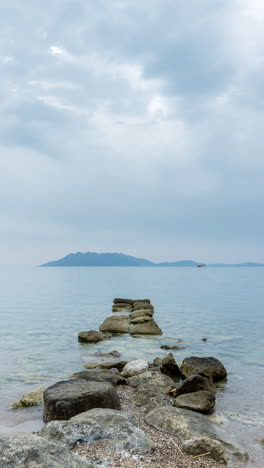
[78,331,109,344]
[160,345,186,350]
[93,350,121,358]
[11,386,45,409]
[129,320,162,336]
[133,299,151,304]
[69,369,127,386]
[128,370,174,393]
[160,353,181,377]
[130,309,154,319]
[99,315,129,334]
[173,375,217,397]
[0,434,94,468]
[112,303,133,312]
[40,408,155,454]
[173,390,216,413]
[130,315,153,324]
[113,298,133,304]
[182,437,228,464]
[83,360,127,371]
[180,356,227,382]
[133,302,154,310]
[121,360,149,377]
[43,379,121,422]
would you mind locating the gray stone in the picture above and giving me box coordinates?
[180,356,227,382]
[40,408,155,454]
[173,390,216,413]
[182,437,228,464]
[83,359,127,371]
[43,379,121,422]
[99,315,129,334]
[121,360,149,377]
[153,357,162,367]
[11,386,45,409]
[134,385,172,413]
[129,320,162,336]
[160,353,181,377]
[130,309,154,319]
[113,298,133,304]
[112,303,132,312]
[172,375,217,398]
[128,370,174,393]
[78,330,108,344]
[93,350,121,358]
[0,434,94,468]
[130,315,153,324]
[69,368,127,386]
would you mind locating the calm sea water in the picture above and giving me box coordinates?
[0,267,263,466]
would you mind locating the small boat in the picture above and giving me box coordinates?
[197,264,206,268]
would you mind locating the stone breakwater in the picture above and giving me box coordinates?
[1,298,249,468]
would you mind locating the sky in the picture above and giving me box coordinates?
[1,0,264,266]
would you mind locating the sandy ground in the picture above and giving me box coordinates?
[73,385,225,468]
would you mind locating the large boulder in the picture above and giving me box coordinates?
[78,330,109,343]
[129,320,162,336]
[83,359,127,371]
[113,298,133,304]
[160,353,181,377]
[182,437,228,464]
[43,379,121,422]
[172,374,217,398]
[0,434,94,468]
[128,370,174,393]
[173,390,216,413]
[99,315,129,334]
[69,369,127,386]
[180,356,227,382]
[11,386,45,408]
[121,360,149,377]
[40,408,155,454]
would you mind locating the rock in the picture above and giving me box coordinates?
[129,320,162,336]
[121,360,149,377]
[69,369,127,386]
[180,356,227,382]
[40,408,155,454]
[202,337,208,341]
[153,357,162,367]
[133,299,151,304]
[133,302,154,310]
[0,434,94,468]
[182,437,228,464]
[130,315,153,324]
[78,330,108,343]
[99,315,129,334]
[173,390,216,413]
[11,386,45,409]
[134,385,172,413]
[160,345,186,350]
[43,379,121,422]
[93,350,121,358]
[172,375,217,398]
[160,353,181,377]
[112,303,132,312]
[130,309,154,319]
[83,360,127,371]
[128,370,174,393]
[113,298,133,304]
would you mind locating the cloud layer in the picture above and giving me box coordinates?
[1,0,264,265]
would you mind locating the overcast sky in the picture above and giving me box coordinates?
[1,0,264,266]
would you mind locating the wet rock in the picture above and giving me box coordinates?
[130,309,154,319]
[0,434,94,468]
[99,315,129,334]
[69,368,127,386]
[182,437,228,464]
[173,390,216,413]
[128,370,174,393]
[172,374,217,398]
[113,298,133,304]
[160,345,186,350]
[83,360,127,372]
[40,408,155,454]
[11,386,45,409]
[160,353,181,377]
[78,330,108,344]
[129,320,162,336]
[121,360,149,377]
[93,350,121,358]
[43,379,121,422]
[180,356,227,382]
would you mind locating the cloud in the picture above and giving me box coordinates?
[0,0,263,265]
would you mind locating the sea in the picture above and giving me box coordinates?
[0,266,263,467]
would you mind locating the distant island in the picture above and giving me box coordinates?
[40,252,264,267]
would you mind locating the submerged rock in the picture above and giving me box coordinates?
[129,320,162,336]
[93,350,121,358]
[11,386,45,409]
[40,408,155,454]
[173,390,216,413]
[180,356,227,382]
[78,330,109,344]
[83,360,127,371]
[43,379,121,422]
[121,360,149,377]
[99,315,129,334]
[0,434,94,468]
[69,368,127,386]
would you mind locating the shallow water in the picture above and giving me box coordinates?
[0,267,263,466]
